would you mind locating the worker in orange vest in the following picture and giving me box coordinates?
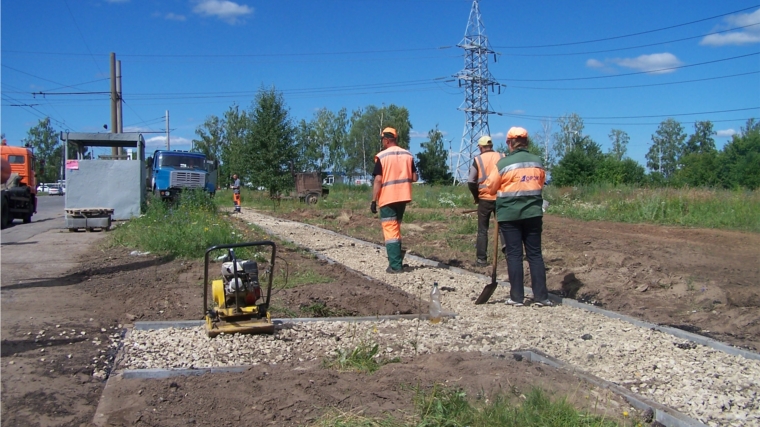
[467,135,504,266]
[371,127,418,273]
[486,127,552,307]
[232,174,241,213]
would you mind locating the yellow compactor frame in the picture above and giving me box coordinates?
[203,241,276,337]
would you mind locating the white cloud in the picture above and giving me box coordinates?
[716,129,737,137]
[610,53,683,74]
[165,12,187,21]
[700,8,760,46]
[192,0,252,24]
[586,58,604,69]
[123,126,153,133]
[145,135,192,148]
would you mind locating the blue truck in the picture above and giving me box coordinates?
[146,150,217,199]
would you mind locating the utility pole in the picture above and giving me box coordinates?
[361,136,367,178]
[110,52,118,157]
[452,0,502,184]
[116,59,123,157]
[166,110,170,150]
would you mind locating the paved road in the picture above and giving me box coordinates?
[1,194,66,244]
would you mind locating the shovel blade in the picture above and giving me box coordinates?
[475,282,498,305]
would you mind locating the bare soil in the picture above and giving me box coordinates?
[102,352,629,426]
[277,208,760,351]
[2,210,757,426]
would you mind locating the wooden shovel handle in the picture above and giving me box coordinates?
[491,213,499,282]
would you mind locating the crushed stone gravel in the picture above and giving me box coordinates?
[120,210,760,427]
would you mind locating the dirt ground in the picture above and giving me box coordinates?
[102,352,630,426]
[2,210,757,426]
[0,225,419,427]
[278,208,760,351]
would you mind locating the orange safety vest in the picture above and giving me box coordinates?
[375,145,414,207]
[474,150,504,201]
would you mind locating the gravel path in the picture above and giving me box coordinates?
[121,211,760,427]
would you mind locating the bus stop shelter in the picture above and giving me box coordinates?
[61,132,146,221]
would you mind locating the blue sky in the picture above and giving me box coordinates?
[2,0,759,168]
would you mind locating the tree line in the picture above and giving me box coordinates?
[547,113,759,190]
[14,86,760,191]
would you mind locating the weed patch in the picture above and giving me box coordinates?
[322,341,400,374]
[111,190,245,258]
[313,386,631,427]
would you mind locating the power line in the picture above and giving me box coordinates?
[508,70,760,91]
[497,52,759,82]
[499,107,759,121]
[63,0,103,75]
[500,22,760,57]
[494,5,760,49]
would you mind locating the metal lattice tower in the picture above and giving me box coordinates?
[452,0,501,184]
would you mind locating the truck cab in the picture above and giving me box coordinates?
[1,141,39,228]
[147,150,209,199]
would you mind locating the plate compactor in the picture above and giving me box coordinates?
[204,241,277,337]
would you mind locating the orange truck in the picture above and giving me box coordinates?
[1,139,40,228]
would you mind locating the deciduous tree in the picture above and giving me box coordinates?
[646,118,685,179]
[21,118,60,183]
[684,121,716,155]
[552,113,584,163]
[416,125,451,185]
[608,129,629,161]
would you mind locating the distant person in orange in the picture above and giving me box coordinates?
[467,135,504,266]
[486,127,552,307]
[371,127,418,273]
[232,174,241,213]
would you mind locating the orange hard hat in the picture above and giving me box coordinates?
[381,127,398,139]
[507,127,528,139]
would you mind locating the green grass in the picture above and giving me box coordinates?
[322,341,400,374]
[110,190,246,258]
[312,386,631,427]
[272,268,333,290]
[544,184,760,232]
[239,183,759,232]
[301,301,350,318]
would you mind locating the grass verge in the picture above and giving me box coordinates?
[313,386,632,427]
[235,183,759,232]
[544,184,760,232]
[111,190,246,258]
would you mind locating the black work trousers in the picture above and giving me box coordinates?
[476,199,496,262]
[499,216,549,303]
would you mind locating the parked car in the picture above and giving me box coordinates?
[48,185,63,196]
[36,184,50,193]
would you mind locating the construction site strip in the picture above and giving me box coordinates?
[120,210,760,427]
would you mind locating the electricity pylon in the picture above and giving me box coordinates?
[452,0,502,184]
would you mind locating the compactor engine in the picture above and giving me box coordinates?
[204,242,276,337]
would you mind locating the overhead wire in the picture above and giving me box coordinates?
[500,22,760,57]
[497,52,759,82]
[63,0,103,75]
[493,4,760,49]
[508,70,760,91]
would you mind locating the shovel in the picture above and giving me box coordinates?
[475,216,500,304]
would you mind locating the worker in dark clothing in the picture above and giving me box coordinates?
[486,127,552,307]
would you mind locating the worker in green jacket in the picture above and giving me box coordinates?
[486,127,553,307]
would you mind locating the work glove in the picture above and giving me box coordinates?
[370,201,377,214]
